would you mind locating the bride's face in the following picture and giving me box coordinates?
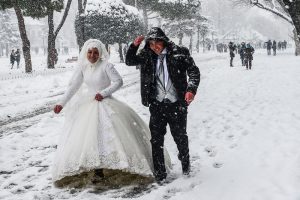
[87,48,100,63]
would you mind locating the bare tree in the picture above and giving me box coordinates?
[77,0,87,49]
[13,3,32,73]
[47,0,73,68]
[231,0,300,55]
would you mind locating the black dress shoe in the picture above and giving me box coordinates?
[91,169,105,184]
[155,174,166,183]
[182,160,191,175]
[95,169,104,177]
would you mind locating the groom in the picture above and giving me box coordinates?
[125,27,200,182]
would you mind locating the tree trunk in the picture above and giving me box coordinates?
[293,28,300,56]
[46,0,72,67]
[105,44,110,55]
[5,43,9,57]
[282,0,300,56]
[47,10,56,69]
[119,43,124,63]
[212,33,215,51]
[78,0,86,50]
[142,7,148,34]
[202,36,205,53]
[189,35,193,54]
[13,5,32,73]
[178,32,183,45]
[196,28,200,53]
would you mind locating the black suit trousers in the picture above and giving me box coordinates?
[149,100,189,179]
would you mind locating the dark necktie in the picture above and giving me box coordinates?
[157,54,166,89]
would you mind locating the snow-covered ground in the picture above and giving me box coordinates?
[0,48,300,200]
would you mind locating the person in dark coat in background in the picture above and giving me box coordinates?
[125,27,200,182]
[282,40,287,50]
[228,41,236,67]
[266,40,272,55]
[272,40,277,56]
[10,50,15,69]
[15,49,21,68]
[244,43,255,70]
[239,42,246,66]
[278,41,282,51]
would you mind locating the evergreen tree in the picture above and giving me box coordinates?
[75,0,144,62]
[156,0,202,45]
[77,0,88,50]
[123,0,158,33]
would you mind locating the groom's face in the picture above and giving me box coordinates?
[149,40,165,55]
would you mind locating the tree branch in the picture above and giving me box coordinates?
[253,2,293,24]
[54,0,73,38]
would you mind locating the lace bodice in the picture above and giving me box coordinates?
[59,62,123,106]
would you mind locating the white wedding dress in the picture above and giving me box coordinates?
[52,59,171,182]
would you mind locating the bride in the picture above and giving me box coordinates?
[52,39,170,187]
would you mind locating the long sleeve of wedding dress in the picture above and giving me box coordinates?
[100,63,123,97]
[59,68,83,106]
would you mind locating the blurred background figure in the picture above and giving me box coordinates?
[244,43,255,70]
[228,41,236,67]
[10,49,15,69]
[15,49,21,68]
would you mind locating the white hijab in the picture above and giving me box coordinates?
[78,39,110,68]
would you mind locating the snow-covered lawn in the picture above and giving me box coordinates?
[0,49,300,200]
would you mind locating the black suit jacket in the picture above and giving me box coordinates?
[125,41,200,107]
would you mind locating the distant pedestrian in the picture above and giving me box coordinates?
[239,42,246,66]
[278,41,282,51]
[282,40,287,50]
[10,50,15,69]
[123,44,128,58]
[207,43,211,51]
[244,43,255,70]
[224,44,228,53]
[272,40,277,56]
[228,41,236,67]
[15,49,21,68]
[266,40,272,55]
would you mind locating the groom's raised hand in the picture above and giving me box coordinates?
[133,35,145,47]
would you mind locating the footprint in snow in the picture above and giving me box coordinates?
[24,185,34,190]
[4,182,17,189]
[205,146,217,157]
[163,187,182,199]
[213,162,223,168]
[226,134,234,140]
[12,188,25,194]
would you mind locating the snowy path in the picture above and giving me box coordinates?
[187,51,300,200]
[1,50,300,199]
